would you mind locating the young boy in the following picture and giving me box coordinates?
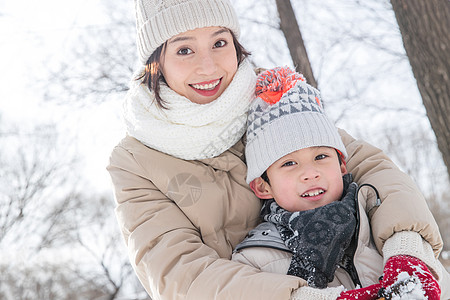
[232,67,446,299]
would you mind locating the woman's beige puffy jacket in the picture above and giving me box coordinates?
[107,129,443,300]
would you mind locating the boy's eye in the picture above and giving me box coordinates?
[281,161,296,167]
[213,40,227,48]
[177,48,193,55]
[315,154,328,160]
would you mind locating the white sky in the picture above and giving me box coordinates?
[0,0,124,190]
[1,0,106,113]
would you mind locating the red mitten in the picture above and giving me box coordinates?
[378,255,440,300]
[337,283,381,300]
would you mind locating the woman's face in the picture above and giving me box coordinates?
[161,26,238,104]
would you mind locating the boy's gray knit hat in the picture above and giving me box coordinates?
[134,0,240,65]
[245,67,347,184]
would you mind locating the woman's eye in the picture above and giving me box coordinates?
[282,161,296,167]
[213,40,227,48]
[177,48,193,55]
[315,154,328,160]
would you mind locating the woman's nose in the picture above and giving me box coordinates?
[196,51,217,75]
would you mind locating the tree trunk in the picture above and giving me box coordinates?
[275,0,318,88]
[390,0,450,178]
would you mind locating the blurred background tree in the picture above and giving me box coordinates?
[390,0,450,180]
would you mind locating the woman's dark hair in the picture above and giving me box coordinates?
[136,30,250,109]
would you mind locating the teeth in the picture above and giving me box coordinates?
[301,189,324,197]
[191,79,220,90]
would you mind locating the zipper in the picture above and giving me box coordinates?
[339,193,362,287]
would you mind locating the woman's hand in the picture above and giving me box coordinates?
[377,255,440,300]
[291,284,380,300]
[337,284,381,300]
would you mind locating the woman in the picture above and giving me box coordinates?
[107,0,446,299]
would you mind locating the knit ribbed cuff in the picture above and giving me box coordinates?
[290,286,345,300]
[382,231,442,280]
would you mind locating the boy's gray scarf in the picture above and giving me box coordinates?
[261,174,357,288]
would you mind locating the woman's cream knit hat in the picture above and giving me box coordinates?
[134,0,240,64]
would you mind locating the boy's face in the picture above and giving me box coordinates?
[258,147,347,212]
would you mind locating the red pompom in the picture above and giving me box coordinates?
[255,66,305,104]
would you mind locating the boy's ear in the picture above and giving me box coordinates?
[340,162,348,175]
[249,177,273,199]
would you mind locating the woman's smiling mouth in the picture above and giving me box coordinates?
[191,79,221,90]
[189,78,222,97]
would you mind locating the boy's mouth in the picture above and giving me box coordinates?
[301,189,325,197]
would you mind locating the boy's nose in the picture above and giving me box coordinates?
[302,174,320,181]
[301,167,320,181]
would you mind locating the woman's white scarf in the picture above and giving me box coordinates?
[123,60,256,160]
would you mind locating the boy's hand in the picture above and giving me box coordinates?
[337,283,381,300]
[377,255,440,300]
